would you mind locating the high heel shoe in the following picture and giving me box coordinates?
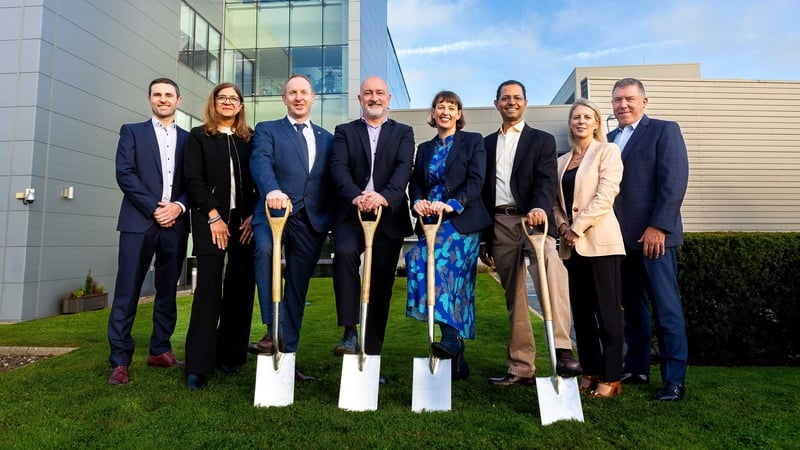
[590,380,622,399]
[579,375,599,392]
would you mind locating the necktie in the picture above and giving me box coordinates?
[294,123,310,171]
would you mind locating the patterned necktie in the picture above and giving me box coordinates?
[294,123,310,170]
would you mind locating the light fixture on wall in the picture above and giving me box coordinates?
[15,188,36,205]
[61,186,75,199]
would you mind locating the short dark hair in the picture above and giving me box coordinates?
[495,80,527,100]
[427,90,466,130]
[612,78,646,96]
[149,78,180,97]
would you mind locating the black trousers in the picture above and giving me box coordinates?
[332,218,403,355]
[564,252,624,381]
[185,210,256,376]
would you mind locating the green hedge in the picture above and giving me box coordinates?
[678,232,800,366]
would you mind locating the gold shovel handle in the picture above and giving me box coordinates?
[266,201,292,304]
[421,212,443,307]
[521,217,551,321]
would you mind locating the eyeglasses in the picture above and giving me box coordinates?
[498,95,525,103]
[215,95,242,105]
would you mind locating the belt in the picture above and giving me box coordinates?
[494,205,520,215]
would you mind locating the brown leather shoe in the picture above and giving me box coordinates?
[147,351,184,367]
[555,349,583,377]
[108,365,129,385]
[579,375,599,392]
[248,334,284,355]
[488,373,536,386]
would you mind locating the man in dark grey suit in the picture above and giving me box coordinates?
[329,76,415,357]
[480,80,582,386]
[108,78,189,385]
[609,78,689,401]
[248,75,334,382]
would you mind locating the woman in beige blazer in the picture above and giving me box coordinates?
[553,98,625,399]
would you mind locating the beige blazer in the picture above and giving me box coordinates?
[554,140,625,259]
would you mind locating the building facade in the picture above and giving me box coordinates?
[0,0,408,322]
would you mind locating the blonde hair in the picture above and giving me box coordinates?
[567,98,606,148]
[202,82,252,143]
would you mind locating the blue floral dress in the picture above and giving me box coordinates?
[405,136,480,339]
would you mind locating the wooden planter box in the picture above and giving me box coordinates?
[62,293,108,314]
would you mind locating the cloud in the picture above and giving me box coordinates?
[396,39,498,57]
[566,40,682,61]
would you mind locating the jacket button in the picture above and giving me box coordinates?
[572,206,579,212]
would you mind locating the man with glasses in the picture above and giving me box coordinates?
[247,74,335,381]
[480,80,582,386]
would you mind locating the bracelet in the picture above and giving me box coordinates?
[208,215,222,224]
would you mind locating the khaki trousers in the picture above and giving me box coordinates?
[492,214,573,377]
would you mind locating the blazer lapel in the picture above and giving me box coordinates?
[620,114,649,161]
[512,125,533,175]
[444,130,461,168]
[144,121,164,178]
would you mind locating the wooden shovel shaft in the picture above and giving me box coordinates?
[422,212,442,372]
[266,201,292,370]
[521,218,559,377]
[357,206,382,369]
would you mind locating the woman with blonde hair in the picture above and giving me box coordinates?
[553,98,625,398]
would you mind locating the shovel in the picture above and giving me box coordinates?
[522,217,584,425]
[412,211,451,413]
[254,202,295,408]
[338,206,383,411]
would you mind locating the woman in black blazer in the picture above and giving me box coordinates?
[405,91,492,380]
[183,83,258,390]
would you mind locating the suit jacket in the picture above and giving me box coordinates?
[409,130,492,235]
[608,115,689,249]
[115,119,189,234]
[249,117,334,234]
[554,140,625,259]
[184,126,258,255]
[330,117,415,239]
[481,123,559,248]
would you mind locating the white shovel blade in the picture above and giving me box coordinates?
[253,352,296,408]
[535,375,584,425]
[411,357,451,412]
[338,354,381,411]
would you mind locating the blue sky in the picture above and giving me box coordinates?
[387,0,800,108]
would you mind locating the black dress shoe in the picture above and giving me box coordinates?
[488,373,536,386]
[333,332,359,356]
[431,336,464,360]
[620,372,650,384]
[294,369,315,382]
[218,365,243,375]
[555,349,583,377]
[186,374,207,390]
[655,382,685,401]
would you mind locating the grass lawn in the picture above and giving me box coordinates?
[0,274,798,449]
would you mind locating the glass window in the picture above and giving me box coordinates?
[258,3,290,48]
[321,46,345,94]
[225,4,257,50]
[257,48,290,96]
[208,29,221,83]
[290,3,323,47]
[254,96,288,124]
[322,2,346,45]
[179,1,222,83]
[290,47,323,92]
[179,3,194,67]
[319,94,347,131]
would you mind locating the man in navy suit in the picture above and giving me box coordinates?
[609,78,689,401]
[107,78,190,385]
[247,75,334,381]
[329,76,415,357]
[480,80,582,386]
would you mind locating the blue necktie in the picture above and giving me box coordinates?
[294,123,309,170]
